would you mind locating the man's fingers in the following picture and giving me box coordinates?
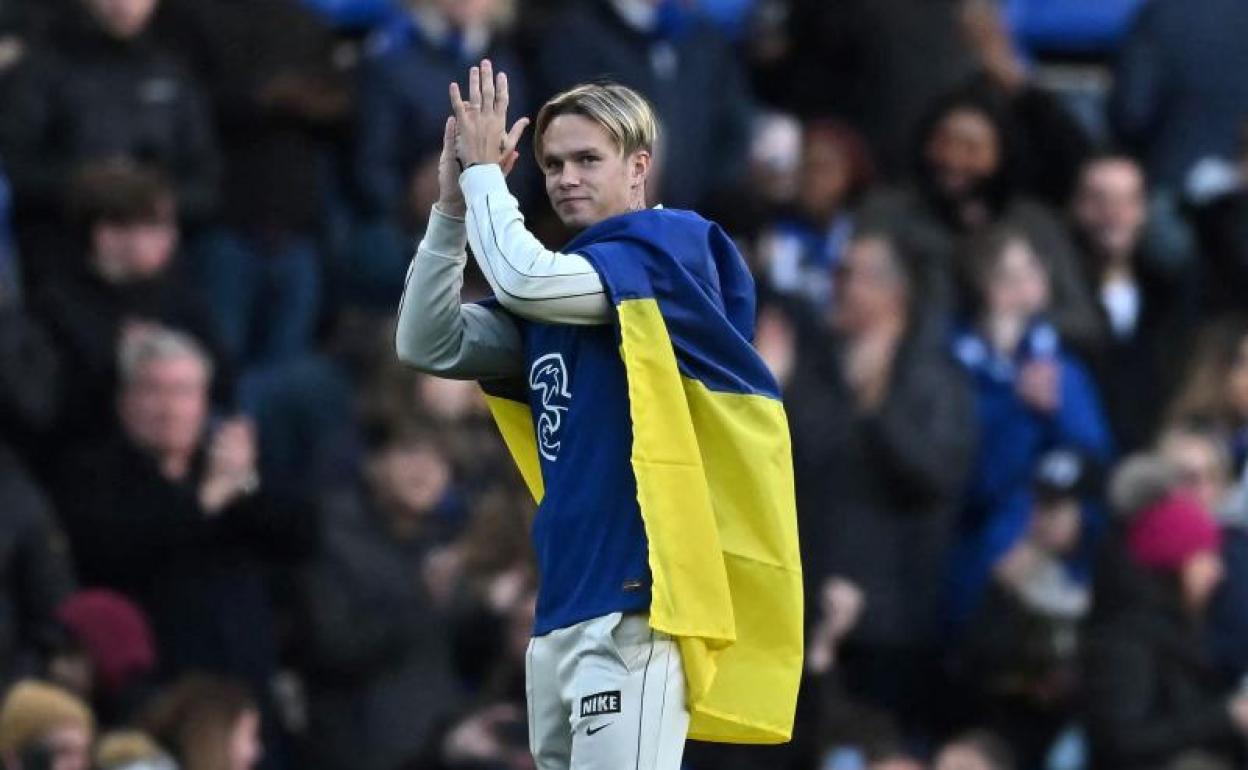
[442,115,456,153]
[505,117,530,150]
[468,65,481,108]
[449,82,467,122]
[496,71,510,113]
[480,59,495,112]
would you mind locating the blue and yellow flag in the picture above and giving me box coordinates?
[483,208,803,744]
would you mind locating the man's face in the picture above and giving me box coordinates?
[81,0,159,40]
[1072,159,1147,261]
[985,238,1050,320]
[798,134,851,221]
[368,444,451,520]
[92,211,177,285]
[541,115,647,231]
[119,355,209,460]
[925,108,1000,200]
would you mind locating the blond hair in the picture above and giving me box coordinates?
[534,83,658,161]
[0,680,95,754]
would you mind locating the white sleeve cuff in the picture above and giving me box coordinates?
[459,164,509,203]
[422,204,469,257]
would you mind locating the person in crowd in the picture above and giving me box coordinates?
[756,120,875,313]
[958,449,1100,770]
[956,0,1095,210]
[757,0,976,181]
[861,90,1102,352]
[292,421,463,770]
[933,729,1016,770]
[786,228,974,739]
[0,680,94,770]
[141,675,262,770]
[50,590,158,727]
[1071,153,1193,451]
[95,730,178,770]
[1084,455,1248,770]
[50,327,314,765]
[1190,124,1248,313]
[534,0,751,210]
[1111,0,1248,198]
[0,0,220,289]
[1157,425,1248,684]
[0,443,74,690]
[347,0,527,304]
[949,227,1113,630]
[30,160,233,451]
[1165,316,1248,471]
[153,0,348,368]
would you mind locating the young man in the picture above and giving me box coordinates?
[396,62,802,770]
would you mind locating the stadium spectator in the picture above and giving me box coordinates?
[0,0,220,290]
[534,0,751,210]
[1070,154,1191,451]
[948,228,1113,630]
[29,161,234,450]
[957,449,1099,770]
[50,327,314,744]
[760,0,976,181]
[755,120,874,313]
[1190,127,1248,313]
[348,0,528,300]
[0,443,74,690]
[786,229,974,739]
[292,422,463,770]
[141,675,262,770]
[1084,456,1247,770]
[152,0,348,368]
[861,89,1102,353]
[0,679,94,770]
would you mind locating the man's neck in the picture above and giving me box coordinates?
[157,449,193,482]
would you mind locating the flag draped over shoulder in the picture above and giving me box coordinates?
[482,209,803,744]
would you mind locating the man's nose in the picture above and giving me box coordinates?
[559,169,581,187]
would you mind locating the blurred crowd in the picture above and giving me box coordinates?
[3,0,1248,769]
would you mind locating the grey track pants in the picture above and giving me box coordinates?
[526,612,689,770]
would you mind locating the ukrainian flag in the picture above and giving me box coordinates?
[483,208,803,744]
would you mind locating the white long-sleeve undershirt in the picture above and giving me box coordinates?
[459,164,611,326]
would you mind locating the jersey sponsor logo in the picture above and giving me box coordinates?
[580,690,622,718]
[529,353,572,462]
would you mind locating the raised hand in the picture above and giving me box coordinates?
[449,59,530,170]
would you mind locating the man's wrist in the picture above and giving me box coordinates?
[436,199,467,219]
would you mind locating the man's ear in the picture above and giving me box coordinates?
[629,150,652,194]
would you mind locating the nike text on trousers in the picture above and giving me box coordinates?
[526,612,689,770]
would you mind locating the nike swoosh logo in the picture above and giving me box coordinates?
[586,723,613,736]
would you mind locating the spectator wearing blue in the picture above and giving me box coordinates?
[756,120,874,314]
[349,0,527,303]
[0,0,221,292]
[534,0,752,210]
[957,449,1103,769]
[949,227,1113,631]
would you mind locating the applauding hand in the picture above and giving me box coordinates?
[449,59,530,171]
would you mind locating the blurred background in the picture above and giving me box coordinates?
[3,0,1248,769]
